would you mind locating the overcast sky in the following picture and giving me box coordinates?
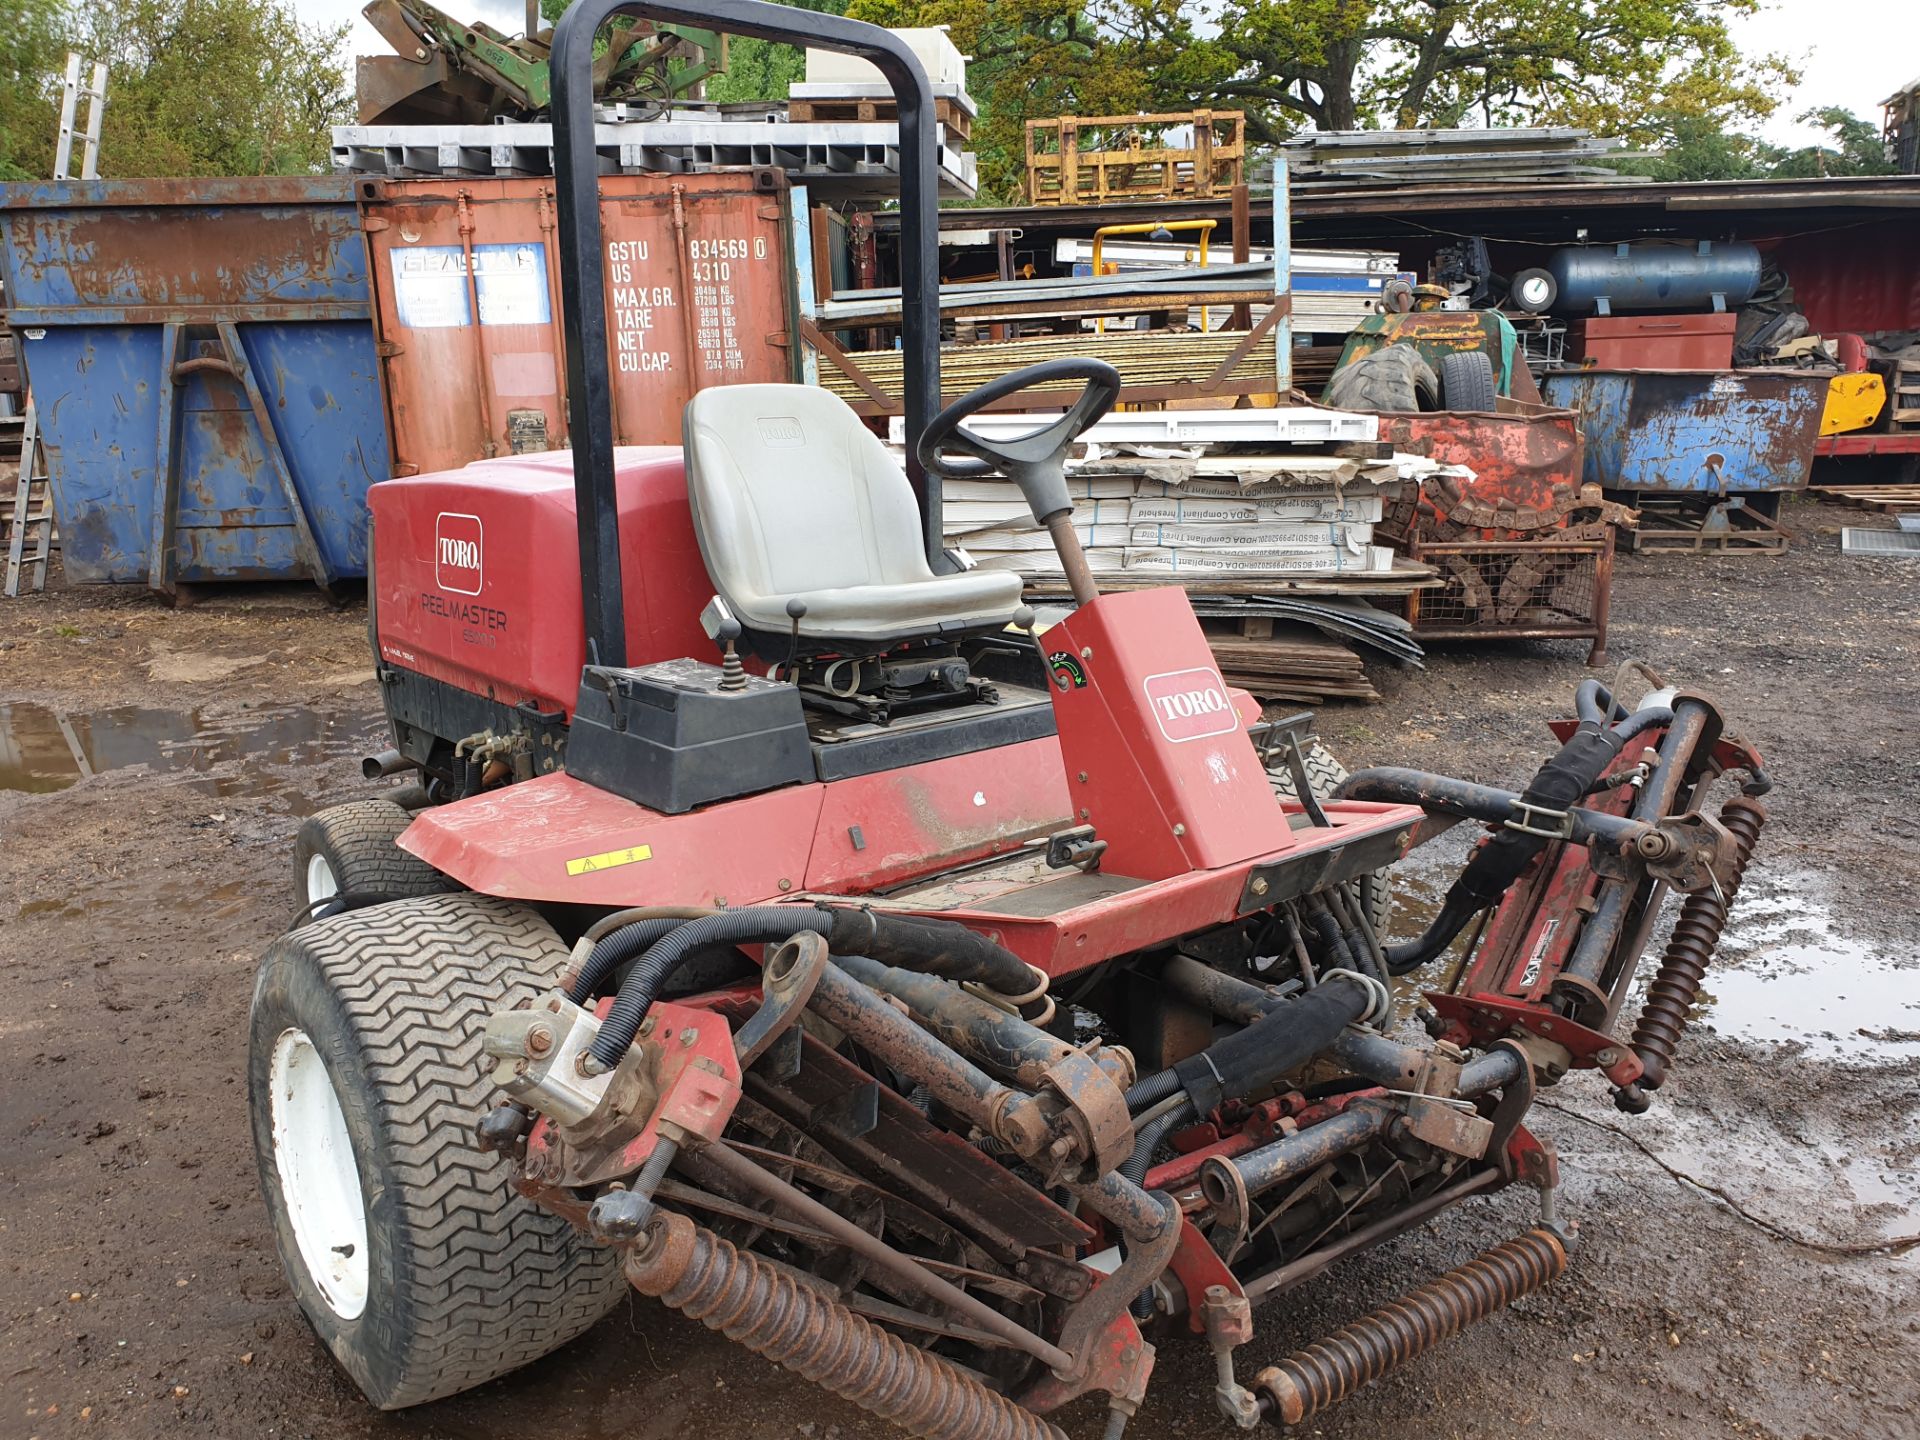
[300,0,1920,149]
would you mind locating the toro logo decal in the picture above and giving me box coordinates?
[1143,667,1238,744]
[435,512,484,595]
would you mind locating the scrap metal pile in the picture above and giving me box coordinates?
[1279,127,1625,189]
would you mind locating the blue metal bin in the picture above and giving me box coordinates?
[0,177,391,593]
[1539,368,1829,494]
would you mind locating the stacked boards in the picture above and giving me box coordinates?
[942,445,1459,704]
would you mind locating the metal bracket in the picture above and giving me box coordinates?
[1426,991,1644,1088]
[1504,800,1574,840]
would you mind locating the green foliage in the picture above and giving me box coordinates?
[75,0,351,176]
[1768,106,1897,178]
[0,0,73,180]
[860,0,1797,202]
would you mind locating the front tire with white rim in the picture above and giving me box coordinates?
[248,893,627,1409]
[292,799,452,920]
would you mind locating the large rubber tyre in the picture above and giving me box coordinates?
[294,799,453,917]
[248,894,627,1409]
[1268,742,1394,937]
[1323,344,1440,413]
[1439,350,1499,412]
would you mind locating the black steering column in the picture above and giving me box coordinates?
[918,359,1123,605]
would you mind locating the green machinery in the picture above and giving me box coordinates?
[357,0,726,123]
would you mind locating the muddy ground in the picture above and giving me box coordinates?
[3,495,1917,1440]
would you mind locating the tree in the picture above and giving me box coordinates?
[70,0,350,177]
[0,0,74,181]
[1768,106,1897,178]
[863,0,1795,201]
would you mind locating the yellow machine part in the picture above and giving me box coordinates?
[1821,373,1886,435]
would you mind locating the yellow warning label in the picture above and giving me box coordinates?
[565,844,653,877]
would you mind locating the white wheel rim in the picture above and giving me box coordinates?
[306,853,339,906]
[1518,276,1551,309]
[269,1027,369,1320]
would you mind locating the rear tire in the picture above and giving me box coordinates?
[1323,344,1440,413]
[248,894,627,1409]
[294,799,452,918]
[1439,350,1499,412]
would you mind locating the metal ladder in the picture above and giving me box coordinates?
[4,400,54,596]
[54,53,109,180]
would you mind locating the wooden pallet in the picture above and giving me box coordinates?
[1892,362,1920,431]
[1810,483,1920,515]
[787,95,972,140]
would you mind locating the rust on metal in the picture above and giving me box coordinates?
[1627,796,1768,1094]
[361,169,796,475]
[627,1211,1068,1440]
[1252,1228,1568,1426]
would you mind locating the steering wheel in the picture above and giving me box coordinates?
[916,358,1123,525]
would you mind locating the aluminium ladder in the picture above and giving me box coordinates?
[3,400,53,596]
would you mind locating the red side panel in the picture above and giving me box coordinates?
[1048,588,1295,880]
[400,771,825,906]
[805,736,1070,892]
[369,446,715,718]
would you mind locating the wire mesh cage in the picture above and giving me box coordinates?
[1405,531,1613,666]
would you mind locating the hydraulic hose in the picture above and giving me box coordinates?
[1125,1066,1183,1114]
[591,908,835,1071]
[1341,696,1674,976]
[588,904,1041,1073]
[566,916,695,1004]
[1146,974,1370,1118]
[1121,1098,1196,1189]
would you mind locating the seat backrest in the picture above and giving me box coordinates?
[683,385,933,621]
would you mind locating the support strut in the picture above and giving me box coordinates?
[1252,1228,1567,1427]
[628,1211,1067,1440]
[1619,795,1766,1109]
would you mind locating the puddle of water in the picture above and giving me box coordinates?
[1696,881,1920,1060]
[1380,831,1920,1062]
[0,700,362,815]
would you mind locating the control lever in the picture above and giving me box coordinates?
[699,595,748,691]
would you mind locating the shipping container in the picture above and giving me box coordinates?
[0,177,391,593]
[1540,369,1830,493]
[357,169,798,475]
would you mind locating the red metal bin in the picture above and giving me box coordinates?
[1569,313,1736,371]
[358,169,798,476]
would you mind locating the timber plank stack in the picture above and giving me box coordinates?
[940,442,1457,704]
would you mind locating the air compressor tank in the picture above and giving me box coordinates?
[1516,240,1763,316]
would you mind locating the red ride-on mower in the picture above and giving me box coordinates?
[249,1,1773,1431]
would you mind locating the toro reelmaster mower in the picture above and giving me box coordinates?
[247,2,1772,1432]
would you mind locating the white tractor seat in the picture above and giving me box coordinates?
[683,384,1024,645]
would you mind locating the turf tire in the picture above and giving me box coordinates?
[248,893,627,1409]
[294,799,452,916]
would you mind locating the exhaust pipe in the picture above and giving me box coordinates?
[362,748,410,780]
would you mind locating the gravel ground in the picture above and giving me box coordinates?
[2,494,1916,1440]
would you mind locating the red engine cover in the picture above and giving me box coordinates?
[370,447,716,718]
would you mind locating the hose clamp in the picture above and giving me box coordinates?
[1504,800,1574,840]
[1321,968,1392,1027]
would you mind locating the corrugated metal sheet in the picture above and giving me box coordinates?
[360,170,797,475]
[1763,218,1920,335]
[0,177,391,591]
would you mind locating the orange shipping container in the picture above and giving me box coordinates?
[357,169,797,475]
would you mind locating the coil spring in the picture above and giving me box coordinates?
[1253,1228,1568,1426]
[626,1212,1066,1440]
[1629,796,1767,1092]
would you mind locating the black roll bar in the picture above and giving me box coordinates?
[551,0,943,667]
